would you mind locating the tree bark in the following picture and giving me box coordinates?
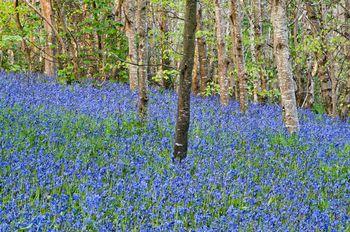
[173,0,197,161]
[215,0,230,106]
[248,2,259,103]
[197,5,208,96]
[253,0,267,102]
[231,0,248,112]
[136,0,149,118]
[271,0,300,133]
[39,0,55,76]
[124,0,138,90]
[192,43,199,95]
[159,7,172,88]
[339,0,350,120]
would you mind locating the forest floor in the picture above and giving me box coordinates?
[0,72,349,231]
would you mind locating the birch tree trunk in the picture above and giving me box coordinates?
[248,0,263,103]
[124,0,138,90]
[231,0,248,112]
[249,7,259,103]
[271,0,300,133]
[173,0,197,161]
[136,0,149,118]
[215,0,229,106]
[40,0,55,76]
[253,0,267,102]
[159,7,171,88]
[192,43,199,95]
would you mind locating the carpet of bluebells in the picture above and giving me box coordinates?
[0,71,349,231]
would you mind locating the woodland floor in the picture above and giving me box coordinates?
[0,72,349,231]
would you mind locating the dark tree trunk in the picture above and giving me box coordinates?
[173,0,197,161]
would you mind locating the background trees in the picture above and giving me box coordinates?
[0,0,348,120]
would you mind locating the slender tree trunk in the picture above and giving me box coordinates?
[197,5,208,96]
[91,1,105,78]
[231,0,248,112]
[339,75,350,120]
[330,63,338,117]
[339,0,350,120]
[215,0,230,106]
[124,0,138,90]
[248,0,263,103]
[249,7,259,103]
[254,0,267,102]
[7,50,14,66]
[40,0,55,76]
[192,43,199,95]
[115,0,124,20]
[136,0,149,118]
[271,0,300,133]
[159,7,171,88]
[302,60,316,108]
[229,25,238,101]
[173,0,197,161]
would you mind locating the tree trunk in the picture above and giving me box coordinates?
[215,0,229,106]
[248,4,259,103]
[159,7,172,88]
[339,0,350,120]
[248,0,264,103]
[40,0,55,76]
[197,5,208,96]
[253,0,267,102]
[173,0,197,161]
[124,0,138,90]
[136,0,149,118]
[302,60,316,108]
[231,0,248,112]
[339,76,350,120]
[7,50,14,66]
[329,56,339,117]
[192,43,199,95]
[271,0,300,133]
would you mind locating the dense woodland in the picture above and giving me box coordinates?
[1,0,349,116]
